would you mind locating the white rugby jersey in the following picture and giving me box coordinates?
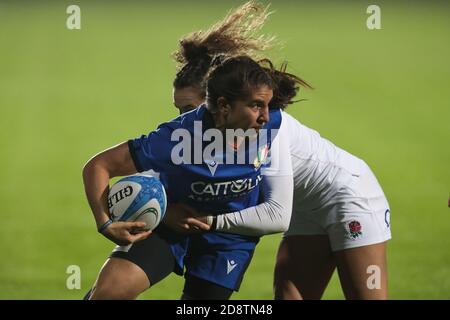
[283,112,363,211]
[215,111,363,236]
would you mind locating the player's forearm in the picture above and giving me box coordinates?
[214,175,293,236]
[216,201,289,236]
[82,158,112,229]
[82,142,138,229]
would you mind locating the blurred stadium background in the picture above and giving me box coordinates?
[0,0,449,299]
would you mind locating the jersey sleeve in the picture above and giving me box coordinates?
[214,174,293,236]
[128,126,173,173]
[213,113,294,236]
[261,112,293,177]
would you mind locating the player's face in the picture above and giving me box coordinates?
[223,85,272,132]
[173,86,204,114]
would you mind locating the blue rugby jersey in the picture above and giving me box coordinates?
[127,104,282,288]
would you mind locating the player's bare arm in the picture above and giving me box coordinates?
[82,141,151,245]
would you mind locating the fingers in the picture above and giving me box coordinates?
[123,221,147,229]
[103,222,151,246]
[128,230,152,243]
[186,217,210,231]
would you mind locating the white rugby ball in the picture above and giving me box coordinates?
[108,174,167,231]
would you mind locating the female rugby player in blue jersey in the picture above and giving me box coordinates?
[165,2,391,300]
[82,2,297,300]
[83,52,301,300]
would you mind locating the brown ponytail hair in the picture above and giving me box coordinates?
[205,56,312,112]
[172,1,275,94]
[259,59,313,110]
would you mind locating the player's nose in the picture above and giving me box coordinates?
[257,105,269,126]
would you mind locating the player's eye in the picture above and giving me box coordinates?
[250,102,261,109]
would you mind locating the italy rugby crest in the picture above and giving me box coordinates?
[253,144,269,169]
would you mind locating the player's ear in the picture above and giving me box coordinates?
[217,97,230,114]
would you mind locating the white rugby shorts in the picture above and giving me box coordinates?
[285,161,391,252]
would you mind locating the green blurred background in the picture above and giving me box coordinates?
[0,0,449,299]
